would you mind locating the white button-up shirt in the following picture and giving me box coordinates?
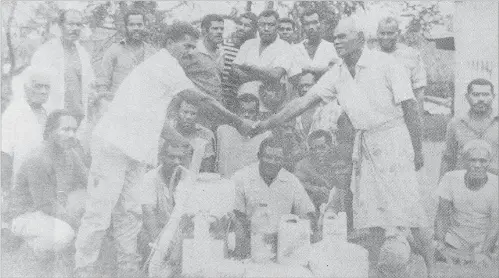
[292,39,340,72]
[2,99,46,185]
[309,47,414,130]
[233,37,300,77]
[232,162,315,230]
[93,49,196,165]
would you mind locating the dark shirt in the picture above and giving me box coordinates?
[64,43,84,120]
[8,142,88,219]
[179,52,222,102]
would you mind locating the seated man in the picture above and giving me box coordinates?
[173,98,216,172]
[273,119,308,173]
[7,110,88,258]
[294,130,351,212]
[232,136,316,259]
[435,139,498,265]
[217,93,271,177]
[139,137,193,266]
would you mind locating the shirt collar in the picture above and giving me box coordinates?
[248,162,292,183]
[197,39,219,57]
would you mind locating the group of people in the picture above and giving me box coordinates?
[1,6,497,278]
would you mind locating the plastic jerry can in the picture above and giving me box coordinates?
[322,211,347,243]
[277,214,311,266]
[251,203,276,263]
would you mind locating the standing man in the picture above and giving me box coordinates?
[440,78,498,178]
[376,17,427,116]
[2,67,51,188]
[74,22,253,278]
[253,17,435,277]
[277,18,296,44]
[232,10,300,88]
[222,12,258,111]
[97,10,157,94]
[293,9,339,77]
[31,9,95,123]
[198,14,224,71]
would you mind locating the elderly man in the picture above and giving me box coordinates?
[376,17,427,116]
[254,17,435,277]
[277,17,296,44]
[232,136,316,259]
[7,110,87,260]
[31,9,95,123]
[440,78,498,178]
[293,9,339,77]
[97,10,157,94]
[435,139,498,267]
[222,12,258,111]
[74,22,252,278]
[232,10,299,88]
[173,99,216,172]
[2,67,51,189]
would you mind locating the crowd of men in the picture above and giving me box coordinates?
[1,7,498,278]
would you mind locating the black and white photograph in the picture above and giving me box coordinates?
[0,1,498,277]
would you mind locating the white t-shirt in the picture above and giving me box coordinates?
[292,39,339,72]
[435,170,499,251]
[93,49,196,165]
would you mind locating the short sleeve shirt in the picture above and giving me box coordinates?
[93,49,196,165]
[309,48,414,130]
[292,39,340,72]
[435,170,499,249]
[232,163,315,230]
[391,43,427,90]
[233,37,300,78]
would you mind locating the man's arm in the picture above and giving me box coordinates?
[439,122,458,180]
[95,45,116,92]
[177,89,252,134]
[236,64,286,85]
[401,99,424,170]
[478,202,499,255]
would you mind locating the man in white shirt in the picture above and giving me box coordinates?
[74,22,253,278]
[197,14,224,71]
[376,17,427,116]
[253,17,435,277]
[293,9,340,77]
[232,9,300,88]
[2,67,51,189]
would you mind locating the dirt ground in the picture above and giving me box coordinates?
[2,141,498,277]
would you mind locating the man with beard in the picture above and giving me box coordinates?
[197,14,225,71]
[74,22,253,278]
[294,130,350,212]
[232,136,315,259]
[293,9,339,77]
[31,9,95,123]
[173,99,216,172]
[435,140,498,267]
[376,17,427,117]
[232,10,299,88]
[97,11,157,94]
[440,78,498,178]
[222,12,258,111]
[277,18,296,44]
[7,110,88,260]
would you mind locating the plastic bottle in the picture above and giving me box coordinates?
[251,203,275,263]
[322,211,347,243]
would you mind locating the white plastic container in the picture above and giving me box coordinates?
[277,214,311,266]
[251,203,276,263]
[322,211,347,243]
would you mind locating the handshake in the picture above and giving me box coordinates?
[236,119,271,138]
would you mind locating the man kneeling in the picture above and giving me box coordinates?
[7,110,87,259]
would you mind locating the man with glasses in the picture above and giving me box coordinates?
[31,9,95,124]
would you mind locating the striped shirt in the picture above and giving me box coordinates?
[221,39,240,100]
